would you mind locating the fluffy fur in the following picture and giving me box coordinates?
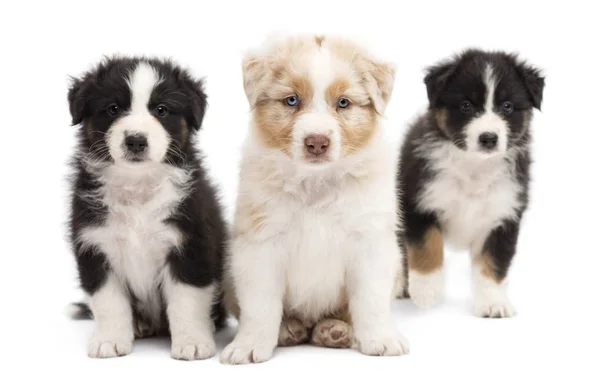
[222,35,408,365]
[397,49,545,317]
[66,57,227,359]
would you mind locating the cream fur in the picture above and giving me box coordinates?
[222,35,407,364]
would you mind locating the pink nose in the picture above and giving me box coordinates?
[304,134,330,156]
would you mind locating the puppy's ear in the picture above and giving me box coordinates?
[187,78,208,131]
[67,77,86,125]
[242,54,269,108]
[515,61,545,110]
[424,61,458,107]
[363,59,396,115]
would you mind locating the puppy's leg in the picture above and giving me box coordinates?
[278,317,309,347]
[311,312,354,349]
[471,221,519,318]
[220,239,284,365]
[86,272,134,358]
[163,269,217,360]
[348,231,409,356]
[404,211,445,308]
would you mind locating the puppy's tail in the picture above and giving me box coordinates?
[64,302,93,320]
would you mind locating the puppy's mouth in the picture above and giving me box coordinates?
[302,154,332,165]
[123,153,148,163]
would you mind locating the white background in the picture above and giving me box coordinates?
[2,0,599,374]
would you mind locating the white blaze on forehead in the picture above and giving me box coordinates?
[128,62,161,114]
[462,63,508,155]
[483,64,497,113]
[106,62,170,164]
[309,47,335,112]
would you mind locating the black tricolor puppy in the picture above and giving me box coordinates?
[66,57,227,359]
[397,49,544,317]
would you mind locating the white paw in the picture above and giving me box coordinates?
[88,335,133,358]
[171,340,216,360]
[220,339,275,365]
[409,269,444,308]
[356,333,410,356]
[474,297,516,318]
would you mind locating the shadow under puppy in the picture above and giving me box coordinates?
[222,35,408,365]
[397,49,545,317]
[66,57,227,359]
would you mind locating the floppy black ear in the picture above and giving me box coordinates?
[67,77,86,125]
[515,62,545,110]
[186,78,208,131]
[424,61,458,106]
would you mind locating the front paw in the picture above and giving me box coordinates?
[171,340,216,360]
[88,333,133,358]
[220,339,276,365]
[474,296,516,318]
[409,269,444,308]
[356,333,409,356]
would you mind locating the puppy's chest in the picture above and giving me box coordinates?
[276,195,375,318]
[419,159,522,248]
[81,173,185,297]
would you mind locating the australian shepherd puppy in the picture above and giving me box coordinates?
[221,35,408,364]
[398,50,545,317]
[66,57,227,359]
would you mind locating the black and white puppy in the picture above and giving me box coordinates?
[67,57,227,359]
[397,49,544,317]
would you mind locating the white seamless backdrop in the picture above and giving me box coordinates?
[1,1,598,375]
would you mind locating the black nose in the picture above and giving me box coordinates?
[125,135,148,153]
[478,132,498,150]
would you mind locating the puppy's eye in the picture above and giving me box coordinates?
[107,104,120,116]
[285,95,299,107]
[155,105,169,117]
[501,101,514,114]
[460,101,473,114]
[337,97,350,109]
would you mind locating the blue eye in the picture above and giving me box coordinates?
[337,97,350,108]
[285,95,299,106]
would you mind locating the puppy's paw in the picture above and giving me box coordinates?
[311,319,354,348]
[88,334,133,358]
[220,339,275,365]
[278,318,309,347]
[409,269,444,308]
[171,340,216,360]
[356,333,409,356]
[474,296,516,318]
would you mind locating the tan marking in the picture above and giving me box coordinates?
[315,35,325,47]
[337,104,378,156]
[278,317,310,347]
[407,227,444,273]
[311,319,354,349]
[435,108,450,138]
[474,252,501,283]
[325,78,350,105]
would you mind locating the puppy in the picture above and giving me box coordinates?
[221,35,408,364]
[398,49,545,317]
[66,57,227,359]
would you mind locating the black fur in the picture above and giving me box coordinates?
[398,49,545,295]
[67,56,227,334]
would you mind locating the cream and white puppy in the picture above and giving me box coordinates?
[221,35,408,364]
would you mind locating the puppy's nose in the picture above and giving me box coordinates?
[478,132,498,150]
[125,135,148,153]
[304,134,330,156]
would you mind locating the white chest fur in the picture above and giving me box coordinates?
[236,137,399,322]
[79,163,190,317]
[417,145,522,251]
